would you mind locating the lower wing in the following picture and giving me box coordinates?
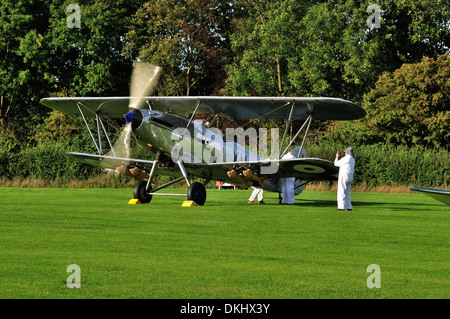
[67,152,337,187]
[185,158,338,190]
[67,152,156,170]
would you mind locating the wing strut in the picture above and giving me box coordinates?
[77,102,117,156]
[145,157,159,192]
[280,114,312,158]
[78,102,101,154]
[297,115,312,158]
[97,115,116,157]
[96,115,102,155]
[177,160,191,187]
[279,102,295,158]
[185,100,201,130]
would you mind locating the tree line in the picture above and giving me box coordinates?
[0,0,448,186]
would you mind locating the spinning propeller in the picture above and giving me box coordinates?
[107,63,162,160]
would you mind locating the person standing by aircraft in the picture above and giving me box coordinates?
[280,151,296,204]
[334,147,355,211]
[248,186,265,204]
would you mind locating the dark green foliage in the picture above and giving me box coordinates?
[124,0,235,96]
[363,55,450,148]
[4,141,100,181]
[225,0,450,102]
[323,54,450,149]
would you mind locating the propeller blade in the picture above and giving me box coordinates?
[105,62,162,173]
[129,62,162,109]
[110,123,132,159]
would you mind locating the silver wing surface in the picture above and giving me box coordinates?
[67,152,182,179]
[67,153,156,170]
[40,96,366,121]
[409,186,450,206]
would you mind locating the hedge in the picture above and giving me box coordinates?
[1,142,100,182]
[1,141,448,187]
[307,143,448,187]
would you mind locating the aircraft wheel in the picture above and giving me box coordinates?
[187,182,207,206]
[133,181,152,204]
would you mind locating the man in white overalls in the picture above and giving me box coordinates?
[280,151,296,204]
[334,147,355,211]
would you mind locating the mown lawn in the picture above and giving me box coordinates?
[0,187,448,299]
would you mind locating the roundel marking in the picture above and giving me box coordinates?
[292,164,326,174]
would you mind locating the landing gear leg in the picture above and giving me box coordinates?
[133,160,158,204]
[178,160,207,206]
[132,160,208,206]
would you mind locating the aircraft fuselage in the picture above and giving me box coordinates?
[125,108,306,195]
[126,108,262,164]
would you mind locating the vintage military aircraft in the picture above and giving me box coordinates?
[40,64,366,206]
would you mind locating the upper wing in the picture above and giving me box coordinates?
[40,96,366,121]
[40,97,130,119]
[149,96,366,121]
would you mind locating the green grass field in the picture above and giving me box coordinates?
[0,187,448,299]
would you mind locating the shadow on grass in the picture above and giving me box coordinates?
[258,198,447,211]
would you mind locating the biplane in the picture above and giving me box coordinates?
[40,64,366,206]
